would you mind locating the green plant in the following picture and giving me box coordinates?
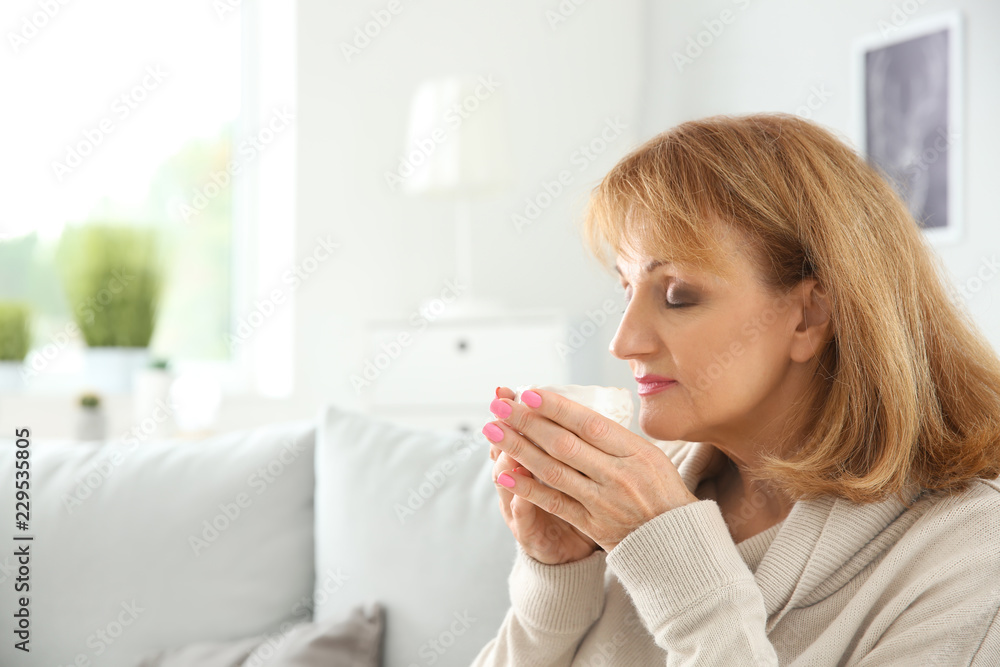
[79,392,101,408]
[0,302,31,362]
[57,223,164,348]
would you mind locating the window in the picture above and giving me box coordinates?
[2,0,295,396]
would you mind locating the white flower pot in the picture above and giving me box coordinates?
[133,368,177,438]
[83,347,150,394]
[0,361,24,391]
[75,407,106,442]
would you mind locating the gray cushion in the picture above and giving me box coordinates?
[137,602,383,666]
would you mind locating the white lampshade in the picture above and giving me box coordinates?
[401,76,512,197]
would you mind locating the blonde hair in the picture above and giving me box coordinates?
[582,112,1000,505]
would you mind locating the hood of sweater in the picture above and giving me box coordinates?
[665,439,931,631]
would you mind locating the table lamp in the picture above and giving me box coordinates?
[401,76,513,319]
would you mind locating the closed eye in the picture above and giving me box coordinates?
[620,298,692,314]
[619,282,695,313]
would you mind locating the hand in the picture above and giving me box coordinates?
[485,387,701,553]
[488,386,519,464]
[490,386,600,565]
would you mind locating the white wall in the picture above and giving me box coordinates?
[641,0,1000,353]
[291,0,646,419]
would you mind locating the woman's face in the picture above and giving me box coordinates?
[610,232,810,450]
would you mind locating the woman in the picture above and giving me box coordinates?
[471,112,1000,665]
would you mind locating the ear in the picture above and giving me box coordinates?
[790,278,833,364]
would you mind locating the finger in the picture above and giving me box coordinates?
[493,450,521,519]
[485,417,597,501]
[490,387,516,463]
[493,450,520,482]
[489,398,609,482]
[502,460,547,543]
[491,444,520,469]
[515,389,634,457]
[491,444,523,464]
[495,458,589,532]
[508,493,542,543]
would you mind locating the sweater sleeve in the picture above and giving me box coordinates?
[469,542,608,667]
[606,499,780,666]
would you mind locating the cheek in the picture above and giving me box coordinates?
[680,316,779,401]
[729,322,792,402]
[675,324,741,390]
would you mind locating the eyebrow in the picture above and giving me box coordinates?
[614,260,668,277]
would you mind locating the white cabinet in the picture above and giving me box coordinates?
[360,312,571,435]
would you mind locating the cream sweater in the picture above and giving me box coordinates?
[471,440,1000,665]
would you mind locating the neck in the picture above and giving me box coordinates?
[715,453,794,524]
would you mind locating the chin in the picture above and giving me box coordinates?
[638,411,687,443]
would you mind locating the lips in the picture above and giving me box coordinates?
[635,374,677,397]
[635,374,676,383]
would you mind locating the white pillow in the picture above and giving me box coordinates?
[0,420,315,667]
[314,405,516,667]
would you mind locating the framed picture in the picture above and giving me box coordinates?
[853,11,963,245]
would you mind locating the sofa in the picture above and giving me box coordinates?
[0,404,518,666]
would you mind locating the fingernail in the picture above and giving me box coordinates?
[497,473,515,488]
[482,423,504,443]
[522,390,541,408]
[490,398,512,419]
[495,386,501,398]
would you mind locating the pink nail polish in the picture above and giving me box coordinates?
[522,390,541,408]
[497,473,515,488]
[482,423,504,443]
[490,398,512,419]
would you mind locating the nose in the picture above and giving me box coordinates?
[609,291,658,361]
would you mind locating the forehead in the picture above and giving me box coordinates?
[611,216,752,282]
[613,251,745,287]
[614,258,669,276]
